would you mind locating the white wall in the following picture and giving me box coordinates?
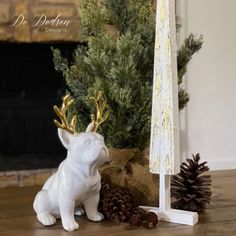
[177,0,236,170]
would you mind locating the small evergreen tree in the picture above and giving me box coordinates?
[53,0,203,149]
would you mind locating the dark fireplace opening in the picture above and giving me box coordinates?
[0,43,78,171]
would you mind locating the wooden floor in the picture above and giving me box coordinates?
[0,170,236,236]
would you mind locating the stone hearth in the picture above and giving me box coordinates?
[0,168,56,188]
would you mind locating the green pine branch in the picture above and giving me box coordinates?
[53,0,203,148]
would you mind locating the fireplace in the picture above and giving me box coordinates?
[0,0,82,174]
[0,43,79,171]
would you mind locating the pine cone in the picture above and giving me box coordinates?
[99,178,111,213]
[129,214,142,226]
[143,212,158,229]
[131,207,147,221]
[171,154,212,212]
[102,186,135,224]
[100,177,111,197]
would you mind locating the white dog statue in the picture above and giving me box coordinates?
[33,92,109,231]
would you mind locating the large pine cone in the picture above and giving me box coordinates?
[171,154,212,212]
[102,186,135,224]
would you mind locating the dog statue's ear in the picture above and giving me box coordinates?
[85,122,95,133]
[58,128,74,149]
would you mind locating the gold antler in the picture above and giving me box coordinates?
[53,95,78,134]
[90,91,109,132]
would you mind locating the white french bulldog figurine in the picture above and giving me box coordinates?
[33,92,109,231]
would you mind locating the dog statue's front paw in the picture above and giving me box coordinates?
[88,212,104,222]
[63,220,79,232]
[37,213,56,226]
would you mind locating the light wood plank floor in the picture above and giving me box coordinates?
[0,170,235,236]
